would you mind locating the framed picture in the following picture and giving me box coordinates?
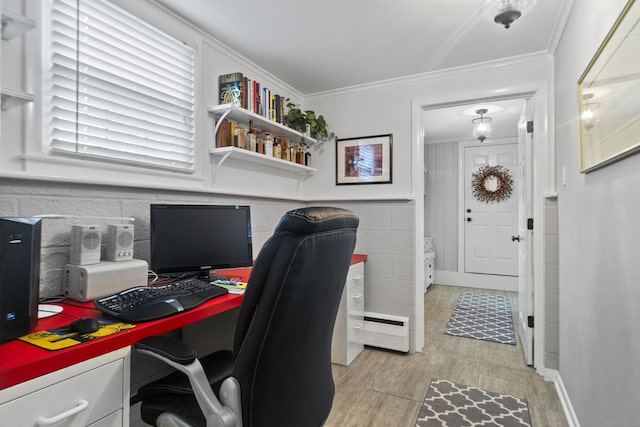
[336,134,392,185]
[578,0,640,172]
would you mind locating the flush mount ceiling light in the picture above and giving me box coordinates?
[480,0,538,29]
[472,109,493,143]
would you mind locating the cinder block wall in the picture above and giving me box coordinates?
[544,198,559,369]
[0,178,299,299]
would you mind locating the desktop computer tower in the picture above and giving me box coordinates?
[0,217,41,341]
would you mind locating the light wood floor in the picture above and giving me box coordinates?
[324,284,569,427]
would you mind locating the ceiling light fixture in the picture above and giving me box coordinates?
[581,93,598,132]
[472,109,492,143]
[480,0,538,29]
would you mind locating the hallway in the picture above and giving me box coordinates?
[325,284,568,426]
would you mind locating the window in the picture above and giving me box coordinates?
[47,0,195,171]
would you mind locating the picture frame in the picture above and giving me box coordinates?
[336,134,392,185]
[578,0,640,172]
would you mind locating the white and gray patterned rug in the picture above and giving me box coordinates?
[416,379,532,427]
[444,292,516,345]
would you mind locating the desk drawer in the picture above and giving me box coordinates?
[90,409,123,427]
[345,262,364,290]
[0,359,125,427]
[346,283,364,310]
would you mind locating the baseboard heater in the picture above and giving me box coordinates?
[363,311,409,353]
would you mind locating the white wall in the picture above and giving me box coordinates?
[425,141,459,272]
[554,0,640,425]
[544,198,559,370]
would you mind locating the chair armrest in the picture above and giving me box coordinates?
[135,336,239,427]
[135,335,197,365]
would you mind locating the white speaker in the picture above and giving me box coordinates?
[105,224,134,261]
[69,225,101,265]
[64,259,148,302]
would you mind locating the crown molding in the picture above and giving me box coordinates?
[305,51,552,100]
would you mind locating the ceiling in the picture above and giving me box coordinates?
[154,0,570,143]
[424,98,526,144]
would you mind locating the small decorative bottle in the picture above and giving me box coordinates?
[280,139,290,161]
[273,137,282,158]
[247,120,257,152]
[264,133,273,157]
[257,133,265,154]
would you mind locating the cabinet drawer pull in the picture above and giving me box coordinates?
[36,399,89,426]
[351,293,362,301]
[353,323,363,329]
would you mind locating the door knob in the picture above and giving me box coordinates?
[511,235,521,242]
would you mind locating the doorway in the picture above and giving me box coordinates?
[420,96,535,366]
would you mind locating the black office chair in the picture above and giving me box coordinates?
[134,207,359,427]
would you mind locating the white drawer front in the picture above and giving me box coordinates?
[89,409,123,427]
[345,262,364,290]
[346,283,364,310]
[0,359,125,427]
[347,301,365,345]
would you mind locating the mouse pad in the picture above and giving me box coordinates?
[19,318,135,351]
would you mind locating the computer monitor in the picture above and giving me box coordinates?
[150,204,253,279]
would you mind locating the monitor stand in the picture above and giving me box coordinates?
[198,270,229,281]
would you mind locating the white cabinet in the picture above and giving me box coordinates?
[0,348,131,427]
[424,251,435,292]
[331,262,365,366]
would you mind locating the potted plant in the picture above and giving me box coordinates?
[284,101,335,142]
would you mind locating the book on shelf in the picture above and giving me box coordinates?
[218,72,293,126]
[219,72,243,106]
[243,76,249,109]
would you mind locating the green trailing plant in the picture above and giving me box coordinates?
[284,101,335,144]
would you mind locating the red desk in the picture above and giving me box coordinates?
[0,293,244,391]
[0,256,366,391]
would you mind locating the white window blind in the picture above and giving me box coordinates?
[47,0,195,171]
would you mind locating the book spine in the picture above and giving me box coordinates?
[256,82,261,115]
[263,87,269,119]
[270,92,275,122]
[242,76,248,109]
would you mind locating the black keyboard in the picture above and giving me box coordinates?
[93,277,228,323]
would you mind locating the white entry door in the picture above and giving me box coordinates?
[464,143,519,276]
[517,99,534,366]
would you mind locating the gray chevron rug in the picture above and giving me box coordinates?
[416,379,531,427]
[444,292,516,345]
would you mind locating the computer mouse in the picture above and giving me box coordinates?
[69,318,100,334]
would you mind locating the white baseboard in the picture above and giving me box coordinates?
[545,369,580,427]
[434,270,518,292]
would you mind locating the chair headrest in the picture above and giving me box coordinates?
[275,207,359,235]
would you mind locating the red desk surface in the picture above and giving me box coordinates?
[0,255,366,390]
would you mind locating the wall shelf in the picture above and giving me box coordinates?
[208,104,317,146]
[210,146,316,174]
[1,87,34,111]
[1,9,36,41]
